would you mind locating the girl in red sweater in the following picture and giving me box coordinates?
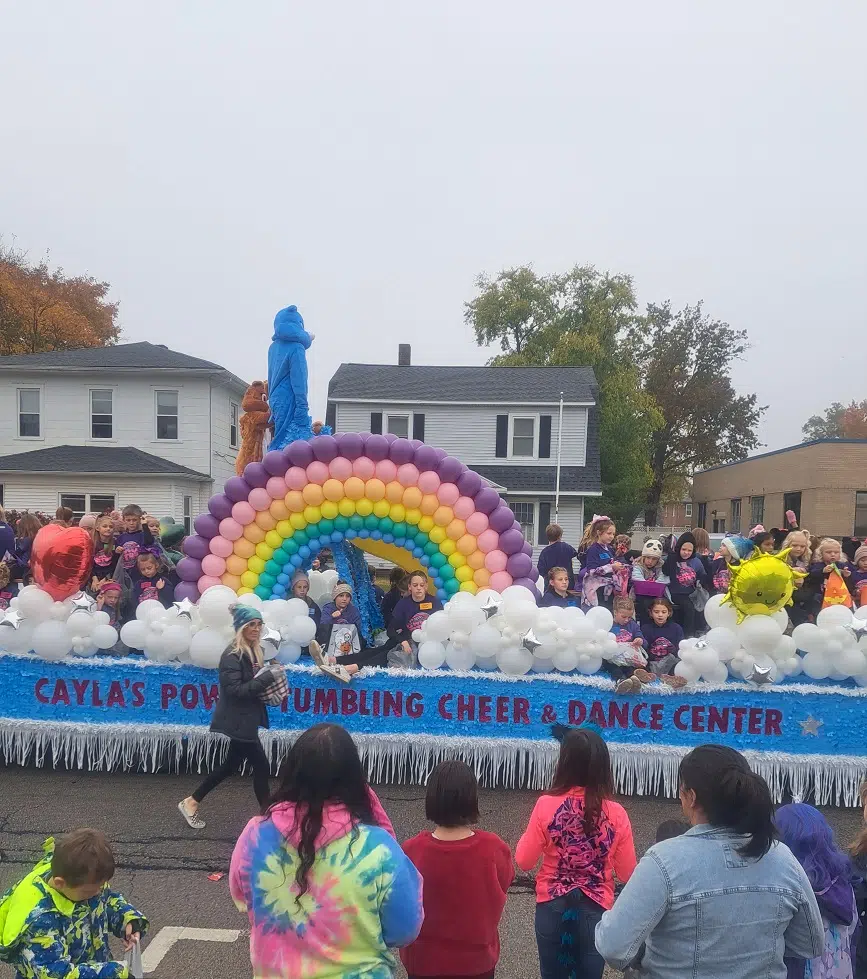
[401,760,514,979]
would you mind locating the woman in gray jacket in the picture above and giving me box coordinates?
[596,745,824,979]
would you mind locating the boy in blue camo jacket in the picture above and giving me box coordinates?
[0,828,147,979]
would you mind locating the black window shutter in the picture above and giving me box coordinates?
[495,414,508,457]
[537,501,551,544]
[412,413,425,441]
[539,415,552,458]
[370,411,383,434]
[325,402,336,430]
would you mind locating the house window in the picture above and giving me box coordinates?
[0,485,4,507]
[697,503,707,529]
[750,495,765,528]
[90,495,116,514]
[59,494,87,522]
[730,498,742,534]
[155,390,179,440]
[183,495,193,534]
[712,516,726,534]
[60,493,116,522]
[385,413,410,439]
[855,492,867,537]
[230,403,239,449]
[510,501,535,541]
[18,388,40,438]
[684,502,693,518]
[510,416,537,458]
[90,389,113,439]
[784,491,802,526]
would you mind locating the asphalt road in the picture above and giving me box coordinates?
[0,767,863,979]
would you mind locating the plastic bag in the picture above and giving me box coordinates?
[690,582,710,612]
[124,941,143,979]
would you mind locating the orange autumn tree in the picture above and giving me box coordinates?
[0,240,119,355]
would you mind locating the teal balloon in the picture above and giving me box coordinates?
[254,586,270,599]
[319,519,334,535]
[392,522,407,538]
[349,515,364,530]
[430,552,446,568]
[259,573,276,589]
[444,578,460,595]
[414,532,427,547]
[424,541,438,556]
[439,563,455,580]
[379,517,394,533]
[265,560,281,576]
[284,539,299,555]
[364,514,379,531]
[295,530,309,546]
[334,515,349,531]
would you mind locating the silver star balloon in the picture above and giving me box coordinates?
[173,598,195,620]
[70,593,96,613]
[480,595,501,620]
[848,619,867,637]
[261,626,282,648]
[0,608,23,629]
[798,715,824,736]
[521,629,543,655]
[745,663,775,686]
[694,639,709,650]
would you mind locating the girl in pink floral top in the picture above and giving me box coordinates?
[516,727,636,979]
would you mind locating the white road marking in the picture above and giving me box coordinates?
[140,926,241,974]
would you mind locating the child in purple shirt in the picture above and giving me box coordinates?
[115,504,155,571]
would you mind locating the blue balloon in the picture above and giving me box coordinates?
[331,531,342,542]
[383,533,394,543]
[436,589,447,602]
[393,536,405,545]
[298,545,311,559]
[359,529,370,539]
[370,530,382,541]
[434,577,443,588]
[273,585,287,597]
[413,547,424,558]
[404,540,414,550]
[277,573,289,585]
[420,555,430,566]
[345,529,357,539]
[290,554,303,567]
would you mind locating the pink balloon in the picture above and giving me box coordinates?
[436,482,460,506]
[477,528,500,553]
[209,536,234,558]
[374,459,397,483]
[465,511,489,535]
[198,575,223,592]
[397,463,420,487]
[249,487,272,511]
[266,476,288,499]
[484,549,508,572]
[231,501,255,525]
[453,495,475,520]
[285,466,308,490]
[219,517,243,541]
[306,461,329,484]
[418,470,441,494]
[201,554,226,577]
[351,456,376,480]
[489,570,513,592]
[328,456,353,480]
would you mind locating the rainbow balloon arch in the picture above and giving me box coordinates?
[176,434,538,603]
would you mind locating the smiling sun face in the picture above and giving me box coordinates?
[723,549,805,621]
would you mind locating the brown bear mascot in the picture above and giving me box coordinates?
[235,381,271,475]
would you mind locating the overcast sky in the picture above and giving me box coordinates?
[2,1,864,451]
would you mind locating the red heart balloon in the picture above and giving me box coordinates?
[32,525,94,601]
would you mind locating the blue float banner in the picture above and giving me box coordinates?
[0,653,862,758]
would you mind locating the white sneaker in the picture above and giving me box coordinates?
[178,800,205,830]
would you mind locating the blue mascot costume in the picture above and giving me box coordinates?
[267,305,313,450]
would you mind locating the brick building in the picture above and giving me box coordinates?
[692,439,867,538]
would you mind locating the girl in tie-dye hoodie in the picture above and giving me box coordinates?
[230,723,423,979]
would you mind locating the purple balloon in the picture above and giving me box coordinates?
[176,557,203,582]
[506,552,533,579]
[437,455,465,483]
[383,432,398,443]
[207,494,232,520]
[194,513,220,539]
[365,434,389,461]
[286,440,314,468]
[263,450,289,477]
[489,505,516,533]
[311,434,339,463]
[474,486,501,515]
[499,528,525,555]
[224,476,251,503]
[243,461,269,488]
[175,581,201,603]
[433,447,448,461]
[413,444,439,472]
[514,577,541,600]
[337,432,364,460]
[183,535,210,560]
[389,438,415,464]
[408,438,424,449]
[456,469,482,497]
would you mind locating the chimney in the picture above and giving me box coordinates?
[398,344,411,366]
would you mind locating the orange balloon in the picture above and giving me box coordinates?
[473,567,491,587]
[402,486,423,509]
[221,572,242,590]
[420,494,439,515]
[233,538,256,559]
[243,523,266,543]
[344,476,365,501]
[226,555,248,576]
[457,533,477,555]
[269,499,290,521]
[433,506,453,527]
[466,549,486,569]
[385,480,404,504]
[302,483,324,507]
[322,478,344,502]
[365,478,386,502]
[255,510,277,531]
[284,490,305,513]
[446,518,466,540]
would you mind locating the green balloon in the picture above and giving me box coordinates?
[414,532,427,547]
[424,541,438,556]
[444,578,460,595]
[430,552,446,568]
[295,531,309,546]
[284,539,299,555]
[364,514,379,531]
[349,515,364,530]
[259,573,276,589]
[265,560,282,576]
[319,519,334,535]
[379,517,394,533]
[334,515,349,531]
[392,522,407,538]
[439,563,455,580]
[254,586,271,599]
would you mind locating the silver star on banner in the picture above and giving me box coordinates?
[261,627,282,648]
[798,715,824,736]
[70,593,96,613]
[0,608,23,629]
[173,598,195,620]
[745,663,775,686]
[480,596,501,621]
[521,629,543,655]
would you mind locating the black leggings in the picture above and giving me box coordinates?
[192,738,271,807]
[671,594,697,637]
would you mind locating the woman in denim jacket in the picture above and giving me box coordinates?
[596,745,824,979]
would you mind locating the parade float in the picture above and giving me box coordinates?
[0,305,865,805]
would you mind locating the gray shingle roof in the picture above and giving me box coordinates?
[0,445,210,480]
[328,364,597,403]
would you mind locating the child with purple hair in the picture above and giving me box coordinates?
[776,803,857,979]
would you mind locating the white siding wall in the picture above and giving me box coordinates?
[210,381,242,488]
[501,496,585,561]
[335,402,588,467]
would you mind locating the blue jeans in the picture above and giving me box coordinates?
[535,889,605,979]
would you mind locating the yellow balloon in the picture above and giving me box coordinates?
[338,497,356,516]
[365,478,386,502]
[441,539,456,556]
[321,500,339,520]
[390,503,406,523]
[433,506,453,527]
[237,585,253,595]
[322,478,344,503]
[243,523,266,543]
[248,556,265,574]
[233,538,256,559]
[255,510,277,531]
[302,483,324,507]
[455,564,473,582]
[373,499,390,518]
[467,549,486,569]
[276,520,294,538]
[290,512,306,530]
[420,494,439,515]
[226,555,247,575]
[418,515,435,534]
[473,567,491,587]
[285,490,305,513]
[265,530,283,549]
[269,500,290,521]
[255,542,274,560]
[385,480,404,504]
[402,486,423,509]
[457,533,477,556]
[446,518,466,540]
[344,476,365,500]
[240,571,259,588]
[448,551,466,568]
[303,505,322,525]
[429,525,447,544]
[459,580,478,594]
[356,498,374,517]
[405,508,422,526]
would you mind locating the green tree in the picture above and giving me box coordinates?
[465,265,661,530]
[632,302,766,527]
[802,401,867,440]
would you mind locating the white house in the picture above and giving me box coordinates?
[0,342,247,529]
[326,346,602,560]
